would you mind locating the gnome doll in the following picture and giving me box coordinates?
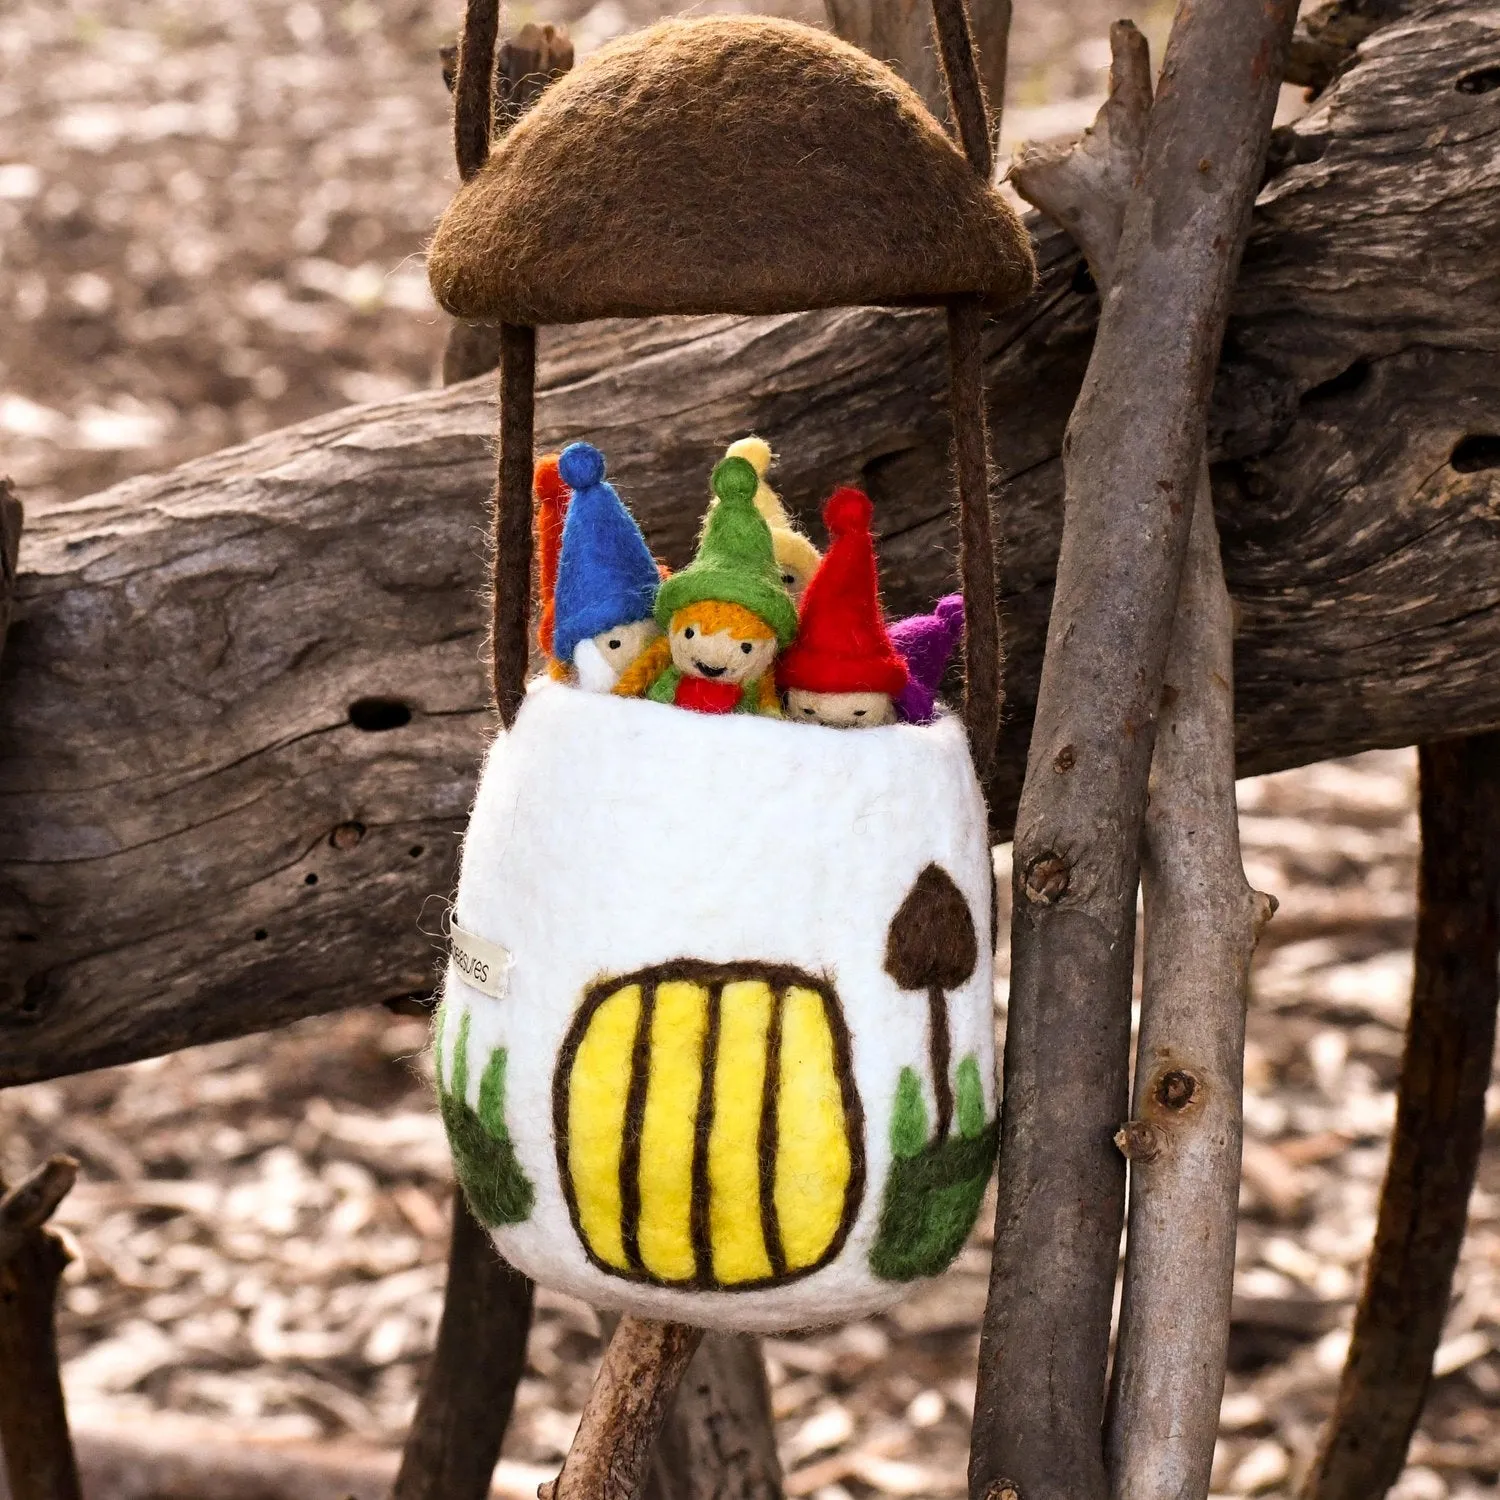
[777,487,909,727]
[615,455,797,715]
[888,593,965,724]
[551,442,662,692]
[719,436,822,600]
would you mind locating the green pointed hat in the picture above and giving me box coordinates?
[655,456,799,645]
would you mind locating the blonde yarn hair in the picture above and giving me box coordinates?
[721,436,823,592]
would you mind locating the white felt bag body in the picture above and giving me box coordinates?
[434,682,996,1333]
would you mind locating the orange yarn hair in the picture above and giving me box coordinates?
[612,635,673,699]
[670,600,776,641]
[534,454,568,658]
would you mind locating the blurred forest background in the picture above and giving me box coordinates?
[2,1,1499,1497]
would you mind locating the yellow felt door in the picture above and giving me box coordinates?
[558,967,862,1290]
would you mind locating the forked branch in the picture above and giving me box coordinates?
[1012,31,1275,1494]
[1010,21,1151,292]
[972,0,1297,1494]
[540,1318,706,1500]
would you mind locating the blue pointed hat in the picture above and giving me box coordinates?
[552,442,660,665]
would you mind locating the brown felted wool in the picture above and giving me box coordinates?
[884,863,979,1144]
[427,16,1036,324]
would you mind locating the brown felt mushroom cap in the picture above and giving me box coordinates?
[427,16,1036,324]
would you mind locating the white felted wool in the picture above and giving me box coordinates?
[436,681,996,1333]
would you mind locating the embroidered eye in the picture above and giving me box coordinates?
[802,707,815,716]
[683,627,695,639]
[781,573,796,587]
[607,638,622,650]
[854,710,866,717]
[740,641,753,654]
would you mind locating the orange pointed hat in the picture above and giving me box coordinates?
[777,487,909,698]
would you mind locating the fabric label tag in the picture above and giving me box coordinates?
[448,921,513,1000]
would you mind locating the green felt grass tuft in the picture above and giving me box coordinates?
[435,1005,535,1227]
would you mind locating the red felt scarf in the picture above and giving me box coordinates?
[676,674,744,714]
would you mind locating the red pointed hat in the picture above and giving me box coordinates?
[777,488,909,698]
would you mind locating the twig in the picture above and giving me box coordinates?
[540,1319,705,1500]
[1300,734,1500,1500]
[392,1197,535,1500]
[0,1156,77,1266]
[1106,471,1275,1499]
[0,1156,82,1500]
[970,0,1297,1494]
[1010,22,1151,293]
[1022,24,1276,1497]
[643,1334,785,1500]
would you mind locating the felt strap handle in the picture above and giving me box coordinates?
[458,0,1003,777]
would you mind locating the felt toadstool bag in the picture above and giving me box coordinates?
[428,1,1035,1332]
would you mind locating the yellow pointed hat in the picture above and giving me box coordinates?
[723,437,822,597]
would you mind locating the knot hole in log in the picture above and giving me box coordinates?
[1021,851,1071,904]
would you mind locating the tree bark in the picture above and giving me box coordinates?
[3,0,1499,1088]
[1300,734,1500,1500]
[970,0,1297,1492]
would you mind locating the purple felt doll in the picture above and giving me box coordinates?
[887,593,965,724]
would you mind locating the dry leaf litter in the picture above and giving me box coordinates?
[3,0,1496,1497]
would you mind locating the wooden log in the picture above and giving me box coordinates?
[1300,733,1500,1500]
[2,0,1499,1088]
[0,481,21,657]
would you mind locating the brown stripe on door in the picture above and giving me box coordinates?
[689,982,723,1286]
[758,984,787,1279]
[617,978,657,1273]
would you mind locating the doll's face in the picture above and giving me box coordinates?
[669,623,777,686]
[786,688,895,728]
[777,561,814,601]
[590,618,660,674]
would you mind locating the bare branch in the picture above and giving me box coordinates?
[1010,21,1276,1495]
[0,1185,81,1500]
[0,1155,77,1266]
[541,1319,705,1500]
[1009,21,1152,289]
[971,0,1299,1492]
[0,478,21,657]
[1301,735,1500,1500]
[1105,470,1269,1500]
[393,1199,534,1500]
